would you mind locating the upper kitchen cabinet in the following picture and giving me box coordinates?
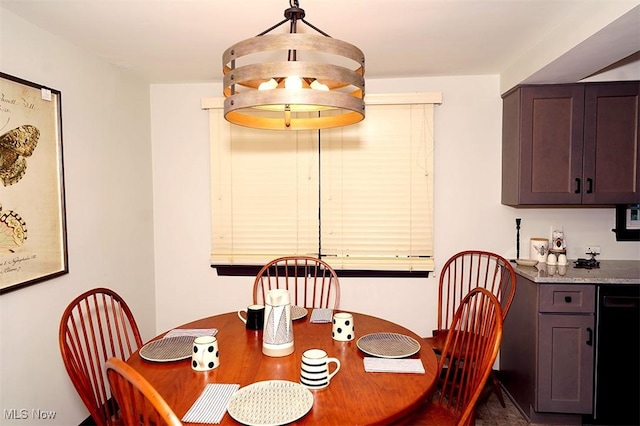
[501,81,640,206]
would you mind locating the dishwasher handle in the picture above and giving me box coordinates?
[603,296,640,309]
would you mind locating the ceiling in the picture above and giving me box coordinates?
[1,0,639,89]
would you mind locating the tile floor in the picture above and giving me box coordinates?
[475,392,530,426]
[474,390,565,426]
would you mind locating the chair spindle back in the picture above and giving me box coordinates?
[59,288,143,426]
[253,256,340,309]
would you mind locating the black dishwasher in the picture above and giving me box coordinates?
[591,284,640,425]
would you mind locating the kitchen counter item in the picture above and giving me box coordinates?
[516,258,538,267]
[513,260,640,284]
[530,238,549,263]
[574,258,600,269]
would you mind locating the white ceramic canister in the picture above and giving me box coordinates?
[530,238,549,263]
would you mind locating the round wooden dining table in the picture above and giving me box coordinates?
[126,310,438,425]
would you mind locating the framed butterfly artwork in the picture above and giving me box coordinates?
[0,72,68,294]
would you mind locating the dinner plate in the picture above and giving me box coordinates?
[226,380,314,426]
[291,305,308,321]
[357,332,421,359]
[139,335,194,362]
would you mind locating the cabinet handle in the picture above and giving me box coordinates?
[586,327,593,346]
[586,178,593,194]
[574,178,581,194]
[564,296,572,303]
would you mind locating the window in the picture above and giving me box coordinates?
[202,93,441,273]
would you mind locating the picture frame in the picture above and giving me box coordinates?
[626,204,640,229]
[612,204,640,242]
[0,72,68,294]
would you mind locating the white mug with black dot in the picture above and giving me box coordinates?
[191,335,219,371]
[332,312,355,341]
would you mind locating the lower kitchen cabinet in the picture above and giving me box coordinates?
[537,313,594,413]
[501,276,595,423]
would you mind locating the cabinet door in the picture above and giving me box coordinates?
[537,313,594,414]
[503,85,585,205]
[583,82,640,204]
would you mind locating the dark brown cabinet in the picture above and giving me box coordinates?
[537,309,594,414]
[501,277,595,423]
[502,81,640,206]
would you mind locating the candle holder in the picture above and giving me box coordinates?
[515,218,521,260]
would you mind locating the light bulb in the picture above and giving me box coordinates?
[258,78,278,90]
[310,80,329,91]
[284,76,303,90]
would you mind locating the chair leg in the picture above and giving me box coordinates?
[491,370,506,408]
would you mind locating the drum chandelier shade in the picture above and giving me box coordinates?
[222,0,365,130]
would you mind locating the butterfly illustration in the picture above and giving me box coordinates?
[0,124,40,186]
[0,204,27,252]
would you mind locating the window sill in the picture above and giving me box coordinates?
[212,265,430,278]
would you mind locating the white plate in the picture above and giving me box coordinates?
[227,380,314,426]
[515,258,538,267]
[357,332,421,359]
[139,336,194,362]
[291,305,308,321]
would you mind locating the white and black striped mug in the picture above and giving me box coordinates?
[300,348,340,390]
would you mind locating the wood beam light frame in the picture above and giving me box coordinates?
[222,1,365,131]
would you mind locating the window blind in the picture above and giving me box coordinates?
[203,93,440,272]
[207,104,319,264]
[320,103,435,271]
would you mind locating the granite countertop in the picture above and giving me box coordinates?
[513,259,640,284]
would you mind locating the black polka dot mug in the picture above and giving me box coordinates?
[332,312,355,342]
[191,335,219,371]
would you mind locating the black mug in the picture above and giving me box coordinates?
[238,304,265,330]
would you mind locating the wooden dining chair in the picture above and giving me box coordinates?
[253,255,340,309]
[106,357,182,426]
[423,250,516,407]
[398,288,504,425]
[59,288,143,426]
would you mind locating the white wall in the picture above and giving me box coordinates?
[150,75,640,340]
[501,2,639,92]
[0,9,157,426]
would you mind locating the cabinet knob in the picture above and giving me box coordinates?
[574,178,581,194]
[565,296,572,303]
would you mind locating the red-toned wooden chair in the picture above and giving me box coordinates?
[253,256,340,309]
[106,357,182,426]
[398,288,504,425]
[423,250,516,407]
[59,288,143,426]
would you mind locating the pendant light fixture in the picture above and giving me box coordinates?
[222,0,365,130]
